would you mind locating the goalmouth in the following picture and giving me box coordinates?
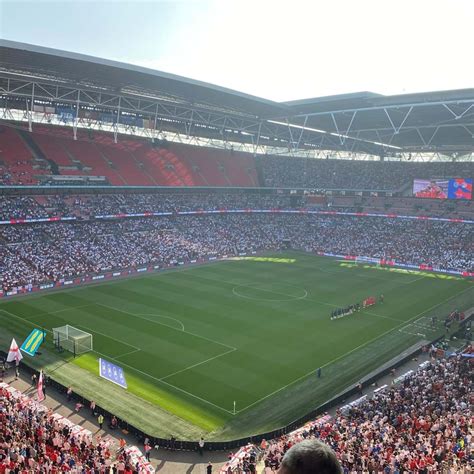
[52,325,93,357]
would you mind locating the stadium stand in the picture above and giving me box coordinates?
[0,210,472,294]
[260,155,474,191]
[330,196,474,220]
[0,192,298,220]
[1,40,473,474]
[0,125,260,187]
[0,126,48,185]
[255,353,472,473]
[2,191,474,222]
[220,352,473,473]
[0,381,154,472]
[1,124,473,189]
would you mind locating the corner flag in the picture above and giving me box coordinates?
[37,370,45,402]
[6,338,23,365]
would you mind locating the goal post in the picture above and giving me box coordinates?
[52,325,93,357]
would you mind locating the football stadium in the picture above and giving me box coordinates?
[0,3,473,473]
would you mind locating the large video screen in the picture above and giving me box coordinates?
[413,178,472,200]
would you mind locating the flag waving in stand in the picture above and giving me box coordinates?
[37,370,45,402]
[6,338,23,366]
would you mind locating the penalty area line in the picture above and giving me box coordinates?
[159,347,237,381]
[114,348,141,360]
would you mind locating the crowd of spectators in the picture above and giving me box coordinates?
[2,191,474,222]
[260,155,474,191]
[0,193,299,221]
[262,354,472,473]
[0,212,472,292]
[0,383,152,473]
[0,196,53,220]
[61,192,298,218]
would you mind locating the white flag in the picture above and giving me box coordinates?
[6,338,23,364]
[37,370,45,402]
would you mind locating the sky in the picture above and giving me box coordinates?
[1,0,473,102]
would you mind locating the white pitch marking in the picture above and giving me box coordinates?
[364,311,404,322]
[134,313,185,331]
[160,347,237,381]
[403,275,427,284]
[114,348,141,360]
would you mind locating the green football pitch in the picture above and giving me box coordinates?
[0,252,472,440]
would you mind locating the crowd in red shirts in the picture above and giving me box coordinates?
[262,355,472,473]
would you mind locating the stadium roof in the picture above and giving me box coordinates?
[1,40,473,156]
[0,40,287,118]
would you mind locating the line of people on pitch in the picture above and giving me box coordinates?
[330,303,361,320]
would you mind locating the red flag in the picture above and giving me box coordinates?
[37,370,45,402]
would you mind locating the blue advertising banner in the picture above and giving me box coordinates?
[99,358,128,388]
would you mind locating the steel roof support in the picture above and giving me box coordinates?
[290,99,474,118]
[443,103,474,120]
[330,110,357,147]
[383,106,413,136]
[253,121,262,155]
[27,82,34,132]
[113,96,121,143]
[295,115,308,151]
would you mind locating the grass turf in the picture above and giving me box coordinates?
[0,251,472,440]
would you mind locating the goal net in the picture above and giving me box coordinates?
[52,325,93,356]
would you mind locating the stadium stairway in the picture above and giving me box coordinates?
[219,163,233,187]
[30,132,83,178]
[17,129,55,172]
[97,143,153,186]
[254,155,266,187]
[195,167,210,186]
[129,151,159,185]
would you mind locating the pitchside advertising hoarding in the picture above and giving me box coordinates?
[413,178,472,200]
[99,358,128,389]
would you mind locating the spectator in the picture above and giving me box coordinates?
[277,439,342,474]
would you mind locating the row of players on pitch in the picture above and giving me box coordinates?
[330,295,384,320]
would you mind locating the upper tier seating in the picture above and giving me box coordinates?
[1,125,258,187]
[0,126,49,185]
[1,124,472,190]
